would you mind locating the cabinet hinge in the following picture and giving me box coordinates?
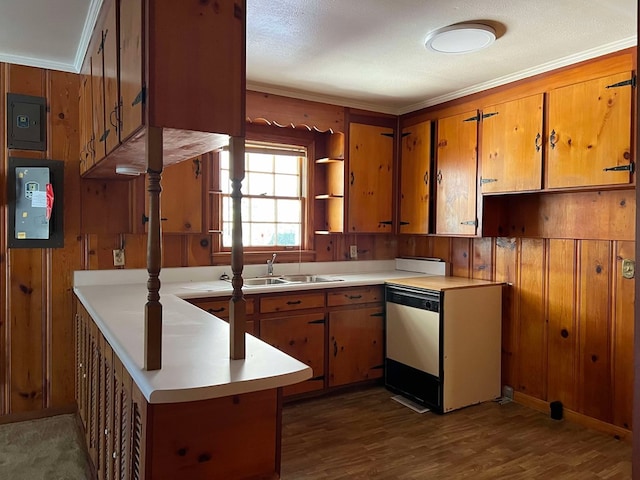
[399,221,410,226]
[480,177,498,185]
[379,220,393,225]
[606,76,636,89]
[481,112,499,120]
[307,319,325,324]
[463,115,480,122]
[97,32,105,54]
[603,162,634,173]
[370,312,384,317]
[132,87,146,107]
[460,219,478,227]
[380,132,395,138]
[99,129,110,143]
[401,132,411,138]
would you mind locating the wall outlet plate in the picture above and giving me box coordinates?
[349,245,358,259]
[113,249,125,267]
[622,258,635,279]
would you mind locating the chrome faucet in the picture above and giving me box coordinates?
[267,253,277,276]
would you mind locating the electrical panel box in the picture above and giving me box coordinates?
[7,93,46,151]
[8,157,64,248]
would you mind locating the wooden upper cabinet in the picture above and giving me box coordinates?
[546,72,633,189]
[145,156,204,233]
[90,32,106,164]
[79,55,94,175]
[81,0,246,178]
[348,123,394,233]
[103,0,119,156]
[480,94,543,193]
[119,0,143,143]
[399,121,431,234]
[435,111,478,235]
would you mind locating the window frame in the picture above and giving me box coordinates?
[210,124,318,260]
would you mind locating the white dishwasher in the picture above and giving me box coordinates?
[385,280,502,413]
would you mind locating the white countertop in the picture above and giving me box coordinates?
[74,259,448,405]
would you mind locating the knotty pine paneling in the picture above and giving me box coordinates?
[546,239,578,410]
[516,239,547,399]
[494,238,518,393]
[5,64,47,413]
[578,240,613,423]
[48,70,82,407]
[400,234,634,429]
[613,241,634,430]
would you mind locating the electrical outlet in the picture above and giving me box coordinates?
[349,245,358,259]
[113,249,125,267]
[622,258,635,279]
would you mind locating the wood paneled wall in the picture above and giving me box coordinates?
[0,64,81,415]
[398,231,635,431]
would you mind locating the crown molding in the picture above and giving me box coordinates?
[397,36,637,115]
[0,53,76,73]
[73,0,103,73]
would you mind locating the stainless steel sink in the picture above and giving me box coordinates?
[243,277,288,286]
[279,274,339,283]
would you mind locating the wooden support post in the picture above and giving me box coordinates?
[229,135,246,360]
[145,126,163,370]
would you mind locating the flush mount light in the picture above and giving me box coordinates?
[425,23,496,54]
[115,165,142,176]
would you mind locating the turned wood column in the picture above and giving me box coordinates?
[145,126,163,370]
[229,135,246,359]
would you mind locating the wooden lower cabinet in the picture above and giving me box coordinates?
[260,313,326,396]
[328,306,385,387]
[75,301,281,480]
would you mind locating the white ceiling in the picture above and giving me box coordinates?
[0,0,636,115]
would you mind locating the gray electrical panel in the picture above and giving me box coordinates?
[14,166,51,240]
[7,93,46,151]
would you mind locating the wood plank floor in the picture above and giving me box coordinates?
[280,386,631,479]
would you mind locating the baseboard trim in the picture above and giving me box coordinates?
[513,392,631,442]
[0,404,77,426]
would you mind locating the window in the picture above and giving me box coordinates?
[219,143,306,250]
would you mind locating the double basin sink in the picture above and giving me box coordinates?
[243,274,342,287]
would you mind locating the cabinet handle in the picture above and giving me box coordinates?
[534,132,542,152]
[370,312,384,317]
[348,295,362,300]
[550,129,557,149]
[109,106,119,129]
[207,307,225,314]
[423,171,429,185]
[333,340,338,357]
[286,300,302,305]
[436,170,443,185]
[399,221,410,226]
[350,172,355,186]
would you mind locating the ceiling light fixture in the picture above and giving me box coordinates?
[425,23,496,54]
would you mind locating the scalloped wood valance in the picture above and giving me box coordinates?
[246,90,345,134]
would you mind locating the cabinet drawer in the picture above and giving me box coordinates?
[260,292,325,313]
[327,286,383,306]
[192,297,254,318]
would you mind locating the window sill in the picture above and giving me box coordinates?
[212,250,316,266]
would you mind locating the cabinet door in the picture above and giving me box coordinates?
[348,123,394,233]
[435,111,478,235]
[145,158,203,233]
[329,306,384,387]
[399,121,431,234]
[103,0,120,155]
[547,72,633,188]
[481,94,543,193]
[79,56,94,174]
[119,0,143,142]
[260,313,325,396]
[91,34,107,163]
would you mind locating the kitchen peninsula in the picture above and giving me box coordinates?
[73,259,448,479]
